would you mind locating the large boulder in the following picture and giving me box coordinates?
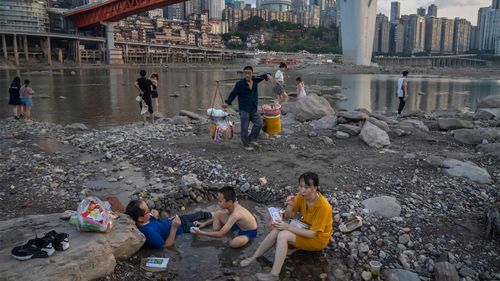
[310,115,337,130]
[382,269,420,281]
[336,111,369,122]
[453,128,500,145]
[362,196,401,218]
[474,108,500,120]
[337,124,361,136]
[181,173,202,191]
[0,213,144,281]
[359,121,391,148]
[398,119,429,132]
[476,143,500,156]
[281,94,335,122]
[368,117,390,132]
[437,118,474,131]
[477,95,500,109]
[442,159,492,184]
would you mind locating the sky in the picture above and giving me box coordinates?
[377,0,492,24]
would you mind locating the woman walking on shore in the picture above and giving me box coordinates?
[19,79,34,122]
[8,77,22,119]
[273,62,288,103]
[149,73,160,113]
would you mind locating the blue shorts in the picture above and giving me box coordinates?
[231,224,257,239]
[21,98,32,107]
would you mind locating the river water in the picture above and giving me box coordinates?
[1,67,499,128]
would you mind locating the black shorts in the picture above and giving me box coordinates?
[9,93,21,105]
[139,95,154,114]
[151,91,158,98]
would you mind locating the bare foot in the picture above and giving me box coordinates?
[255,272,279,281]
[240,257,255,267]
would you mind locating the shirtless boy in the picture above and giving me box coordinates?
[190,186,258,248]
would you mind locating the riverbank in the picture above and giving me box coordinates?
[0,93,499,280]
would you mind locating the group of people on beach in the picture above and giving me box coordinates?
[134,70,160,125]
[8,77,34,122]
[126,172,332,281]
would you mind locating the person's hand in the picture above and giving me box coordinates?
[150,209,159,219]
[190,226,201,234]
[285,195,295,207]
[222,104,228,109]
[172,215,181,227]
[193,221,203,227]
[267,74,272,80]
[272,221,289,231]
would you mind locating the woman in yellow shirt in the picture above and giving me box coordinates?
[241,172,333,281]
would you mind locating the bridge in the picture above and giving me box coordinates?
[374,55,489,68]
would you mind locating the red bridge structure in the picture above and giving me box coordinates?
[65,0,184,29]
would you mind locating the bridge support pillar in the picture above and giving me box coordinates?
[13,34,19,66]
[2,34,7,59]
[23,35,29,63]
[103,21,116,64]
[58,48,63,63]
[75,40,81,66]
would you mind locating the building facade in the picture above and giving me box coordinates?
[208,0,224,19]
[390,22,404,54]
[453,18,471,53]
[390,1,400,23]
[477,6,500,51]
[373,14,390,54]
[0,0,49,32]
[403,14,426,54]
[427,4,437,18]
[440,18,454,53]
[417,7,426,17]
[261,0,292,12]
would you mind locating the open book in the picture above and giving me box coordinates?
[145,257,169,269]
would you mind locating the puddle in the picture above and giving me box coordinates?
[135,201,333,280]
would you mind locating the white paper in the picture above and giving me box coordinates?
[146,257,169,268]
[268,207,282,222]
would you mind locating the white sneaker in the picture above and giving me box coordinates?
[250,141,261,148]
[243,146,254,151]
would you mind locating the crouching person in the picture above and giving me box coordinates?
[240,172,333,281]
[126,199,212,249]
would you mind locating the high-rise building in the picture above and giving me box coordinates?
[440,18,454,53]
[261,0,292,12]
[148,9,164,18]
[493,0,500,9]
[310,4,321,27]
[292,0,307,13]
[208,0,225,19]
[425,16,442,53]
[373,14,390,54]
[469,25,479,50]
[234,0,244,9]
[256,0,262,9]
[0,0,49,32]
[390,1,400,23]
[390,22,404,54]
[453,18,471,53]
[417,7,425,17]
[166,3,185,20]
[403,14,426,54]
[477,6,500,50]
[427,4,437,18]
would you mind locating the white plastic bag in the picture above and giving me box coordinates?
[76,196,113,232]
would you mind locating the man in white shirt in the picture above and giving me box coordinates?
[397,71,409,117]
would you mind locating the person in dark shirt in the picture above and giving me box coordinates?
[134,70,155,125]
[126,199,212,249]
[8,77,22,119]
[223,66,272,150]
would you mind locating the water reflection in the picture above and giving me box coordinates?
[0,68,498,128]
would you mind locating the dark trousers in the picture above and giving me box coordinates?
[139,94,154,114]
[240,110,263,146]
[398,97,406,115]
[179,211,212,233]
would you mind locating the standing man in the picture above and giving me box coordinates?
[223,66,272,151]
[134,70,155,125]
[397,71,409,117]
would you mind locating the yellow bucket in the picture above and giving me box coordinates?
[264,114,281,135]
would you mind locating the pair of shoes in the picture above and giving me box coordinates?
[11,230,70,261]
[255,273,279,281]
[243,145,254,151]
[339,216,363,233]
[250,141,262,148]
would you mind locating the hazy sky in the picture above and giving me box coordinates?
[377,0,491,24]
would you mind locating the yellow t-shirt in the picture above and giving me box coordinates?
[292,192,333,249]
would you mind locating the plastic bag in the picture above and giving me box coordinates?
[76,196,113,232]
[209,121,234,141]
[207,108,228,118]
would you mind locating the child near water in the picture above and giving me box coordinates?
[19,79,34,122]
[296,77,307,101]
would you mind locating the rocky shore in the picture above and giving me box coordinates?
[0,93,499,281]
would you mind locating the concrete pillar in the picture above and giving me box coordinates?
[103,22,116,63]
[46,36,52,66]
[23,35,29,62]
[13,34,19,66]
[124,44,128,64]
[76,40,81,66]
[58,49,63,63]
[2,34,8,59]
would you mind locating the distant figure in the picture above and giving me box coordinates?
[149,72,159,113]
[397,70,409,117]
[240,172,333,281]
[19,79,34,122]
[223,66,272,150]
[190,186,258,248]
[273,62,288,103]
[8,77,22,119]
[296,77,307,101]
[134,70,154,125]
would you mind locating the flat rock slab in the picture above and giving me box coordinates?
[399,119,429,132]
[475,108,500,120]
[453,128,500,145]
[442,159,492,184]
[362,196,401,218]
[476,143,500,156]
[337,124,361,136]
[478,95,500,109]
[337,111,369,121]
[382,269,420,281]
[310,115,337,130]
[437,118,474,130]
[0,213,145,281]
